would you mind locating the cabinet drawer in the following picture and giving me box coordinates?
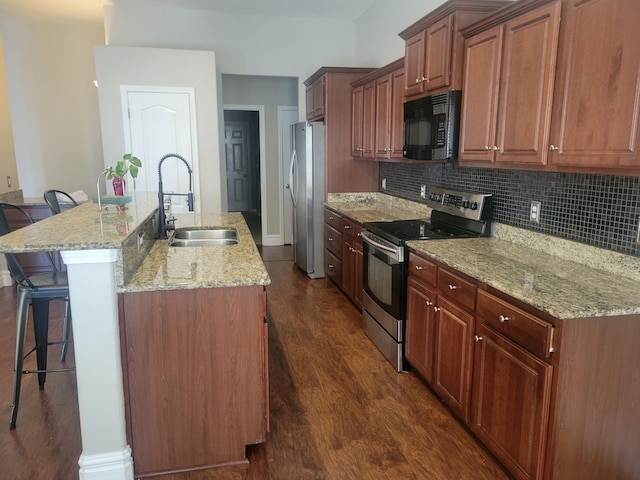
[324,248,342,284]
[342,218,357,239]
[476,290,554,358]
[324,209,344,231]
[438,267,476,311]
[324,224,342,259]
[409,252,437,287]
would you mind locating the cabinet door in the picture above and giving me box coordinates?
[423,14,453,91]
[495,1,561,165]
[406,277,437,383]
[313,77,325,119]
[548,0,640,170]
[351,85,364,157]
[433,296,474,422]
[459,25,503,163]
[362,81,376,157]
[472,323,552,480]
[404,31,426,97]
[374,73,392,158]
[390,68,405,158]
[305,84,314,119]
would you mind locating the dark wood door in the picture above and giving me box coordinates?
[374,73,392,158]
[471,322,552,480]
[362,81,376,157]
[351,85,364,157]
[433,296,474,422]
[390,68,405,158]
[423,14,453,91]
[406,277,437,383]
[459,25,503,163]
[495,1,561,165]
[548,0,640,170]
[404,31,425,97]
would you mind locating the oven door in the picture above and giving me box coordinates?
[361,231,407,320]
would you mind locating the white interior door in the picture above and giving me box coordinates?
[122,86,200,213]
[279,107,298,245]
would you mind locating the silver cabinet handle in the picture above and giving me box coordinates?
[328,264,334,269]
[484,145,491,151]
[499,315,510,323]
[433,307,441,313]
[474,335,483,342]
[493,146,501,151]
[425,301,433,306]
[415,265,424,270]
[549,145,559,151]
[448,284,459,290]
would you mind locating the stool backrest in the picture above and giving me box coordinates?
[43,190,78,215]
[0,202,56,289]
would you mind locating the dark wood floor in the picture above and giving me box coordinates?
[0,246,510,479]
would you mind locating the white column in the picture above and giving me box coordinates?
[61,249,134,480]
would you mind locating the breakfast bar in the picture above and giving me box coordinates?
[0,195,270,479]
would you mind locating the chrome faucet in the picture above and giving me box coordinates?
[158,153,194,238]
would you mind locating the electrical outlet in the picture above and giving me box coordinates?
[420,185,426,199]
[382,178,387,190]
[530,201,541,223]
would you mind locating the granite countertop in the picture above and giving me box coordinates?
[407,237,640,320]
[123,211,270,293]
[325,192,639,320]
[0,193,270,292]
[325,192,432,223]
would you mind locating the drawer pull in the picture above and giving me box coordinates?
[415,265,424,270]
[448,284,460,290]
[499,315,510,323]
[328,237,334,241]
[329,216,335,220]
[474,335,483,342]
[344,225,352,230]
[433,307,441,313]
[425,301,433,306]
[328,264,334,269]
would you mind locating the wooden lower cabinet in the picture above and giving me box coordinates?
[118,286,268,477]
[472,321,552,480]
[407,249,640,480]
[324,207,363,308]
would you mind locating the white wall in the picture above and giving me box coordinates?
[0,13,104,197]
[354,0,448,65]
[0,36,18,195]
[94,46,222,212]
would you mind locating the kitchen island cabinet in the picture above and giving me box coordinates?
[118,285,268,477]
[406,235,640,480]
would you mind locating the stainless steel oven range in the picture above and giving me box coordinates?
[361,186,492,372]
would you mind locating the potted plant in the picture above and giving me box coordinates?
[106,153,142,196]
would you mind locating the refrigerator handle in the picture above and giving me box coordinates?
[289,148,297,207]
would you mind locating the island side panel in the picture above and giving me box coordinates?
[119,285,267,477]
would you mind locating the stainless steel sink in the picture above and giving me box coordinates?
[168,227,239,247]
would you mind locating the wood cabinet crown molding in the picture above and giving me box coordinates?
[304,66,376,87]
[351,58,404,88]
[461,0,559,38]
[399,0,512,40]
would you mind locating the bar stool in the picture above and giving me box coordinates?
[43,189,78,215]
[0,202,74,429]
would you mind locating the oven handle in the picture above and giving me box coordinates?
[361,231,402,260]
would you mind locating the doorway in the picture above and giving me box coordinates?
[224,109,261,243]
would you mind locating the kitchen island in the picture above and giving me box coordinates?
[0,194,270,480]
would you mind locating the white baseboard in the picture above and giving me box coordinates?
[262,234,283,246]
[1,269,12,287]
[78,447,134,480]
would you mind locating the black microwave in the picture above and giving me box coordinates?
[403,90,462,161]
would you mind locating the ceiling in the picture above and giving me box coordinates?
[0,0,377,23]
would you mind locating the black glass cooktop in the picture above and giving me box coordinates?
[363,219,473,245]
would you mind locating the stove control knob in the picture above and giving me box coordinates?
[470,202,478,210]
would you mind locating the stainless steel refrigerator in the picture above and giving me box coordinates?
[289,121,325,279]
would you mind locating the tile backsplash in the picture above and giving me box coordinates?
[379,162,640,257]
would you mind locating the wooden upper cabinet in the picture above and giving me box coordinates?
[399,1,510,100]
[547,0,640,171]
[351,59,404,160]
[306,76,325,120]
[459,0,562,166]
